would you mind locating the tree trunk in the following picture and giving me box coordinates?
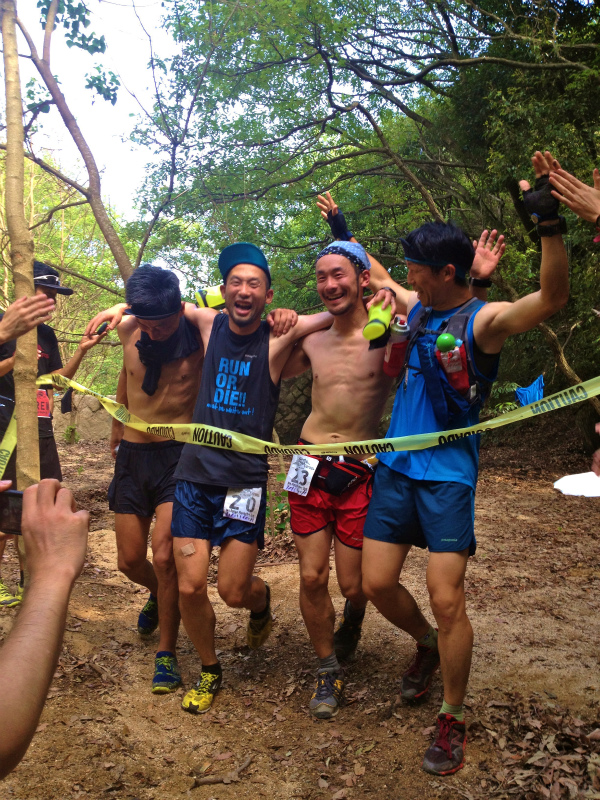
[2,0,40,489]
[16,8,134,282]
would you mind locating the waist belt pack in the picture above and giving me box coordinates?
[314,456,375,497]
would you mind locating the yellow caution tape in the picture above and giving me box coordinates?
[36,372,600,457]
[0,410,17,479]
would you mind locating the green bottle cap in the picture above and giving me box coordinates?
[436,332,456,353]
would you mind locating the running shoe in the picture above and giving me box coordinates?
[151,651,181,694]
[0,580,19,608]
[246,583,272,649]
[400,643,440,701]
[333,600,365,661]
[181,671,222,714]
[137,593,159,636]
[422,713,466,775]
[309,669,344,720]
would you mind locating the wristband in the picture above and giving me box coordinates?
[380,286,397,298]
[469,277,492,288]
[536,216,567,237]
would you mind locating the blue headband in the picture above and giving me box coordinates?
[317,241,371,272]
[218,242,271,287]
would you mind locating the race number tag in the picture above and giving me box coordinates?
[284,454,319,496]
[224,487,263,524]
[36,389,51,418]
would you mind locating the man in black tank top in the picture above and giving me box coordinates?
[170,242,332,716]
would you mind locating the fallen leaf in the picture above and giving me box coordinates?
[332,790,348,800]
[318,777,329,788]
[214,752,233,761]
[354,763,365,776]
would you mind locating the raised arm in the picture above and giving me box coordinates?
[269,311,332,383]
[316,192,412,315]
[474,151,569,353]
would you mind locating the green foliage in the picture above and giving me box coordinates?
[63,424,80,444]
[84,67,120,106]
[37,0,106,54]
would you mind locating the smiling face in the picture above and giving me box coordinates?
[315,254,369,316]
[406,261,456,308]
[135,307,183,341]
[222,264,273,331]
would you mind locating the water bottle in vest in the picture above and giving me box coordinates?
[383,316,410,377]
[435,333,470,394]
[195,285,225,310]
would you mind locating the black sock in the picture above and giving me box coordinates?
[345,600,366,623]
[201,662,222,676]
[250,583,270,619]
[19,570,24,588]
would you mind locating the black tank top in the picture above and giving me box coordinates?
[175,314,280,487]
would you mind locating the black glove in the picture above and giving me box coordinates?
[326,208,353,241]
[522,174,560,222]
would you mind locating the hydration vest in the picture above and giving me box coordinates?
[401,298,498,429]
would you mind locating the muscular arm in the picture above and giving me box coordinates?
[269,311,332,383]
[280,338,311,380]
[474,234,568,352]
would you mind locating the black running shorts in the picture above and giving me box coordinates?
[108,439,184,517]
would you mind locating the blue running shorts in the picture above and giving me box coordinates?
[171,479,267,549]
[363,462,476,555]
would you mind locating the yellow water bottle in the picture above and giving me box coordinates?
[195,285,225,310]
[363,300,392,340]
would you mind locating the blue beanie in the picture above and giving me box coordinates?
[218,242,271,287]
[317,241,371,272]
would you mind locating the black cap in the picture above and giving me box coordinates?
[33,261,73,295]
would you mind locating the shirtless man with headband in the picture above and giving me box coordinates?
[86,263,296,695]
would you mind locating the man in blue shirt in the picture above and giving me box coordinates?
[363,150,569,775]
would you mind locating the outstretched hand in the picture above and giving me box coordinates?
[549,167,600,224]
[316,192,338,221]
[519,150,561,193]
[470,229,505,281]
[0,295,55,342]
[84,303,128,337]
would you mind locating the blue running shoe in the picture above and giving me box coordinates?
[152,651,181,694]
[138,593,159,636]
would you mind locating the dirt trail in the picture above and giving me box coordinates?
[1,414,599,799]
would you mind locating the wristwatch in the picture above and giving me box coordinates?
[469,277,492,288]
[536,216,567,237]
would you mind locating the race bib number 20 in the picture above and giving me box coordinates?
[224,487,263,524]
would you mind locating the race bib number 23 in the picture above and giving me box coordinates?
[224,487,263,524]
[284,454,319,496]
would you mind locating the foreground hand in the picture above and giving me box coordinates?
[549,167,600,224]
[22,480,89,585]
[366,289,397,318]
[471,229,506,280]
[84,303,128,336]
[267,308,298,336]
[0,295,55,342]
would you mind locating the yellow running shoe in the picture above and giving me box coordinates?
[181,670,222,714]
[247,583,272,649]
[0,580,19,608]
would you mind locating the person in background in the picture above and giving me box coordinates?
[0,262,105,606]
